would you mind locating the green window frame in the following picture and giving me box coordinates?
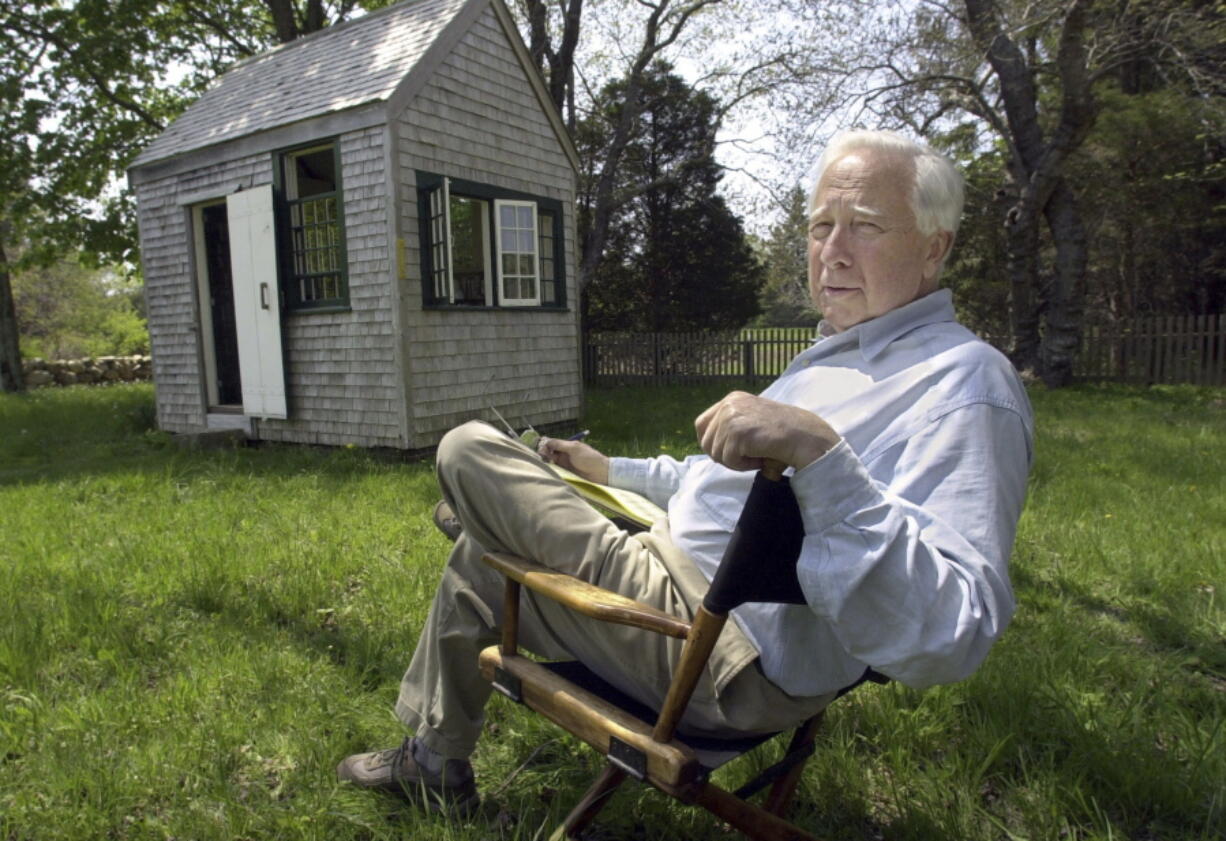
[418,171,565,310]
[277,141,349,312]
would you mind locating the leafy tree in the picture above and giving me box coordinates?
[581,63,763,331]
[512,0,803,293]
[754,185,818,326]
[936,125,1012,341]
[1071,87,1226,321]
[12,254,148,359]
[0,0,395,391]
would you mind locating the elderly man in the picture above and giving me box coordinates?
[337,130,1033,814]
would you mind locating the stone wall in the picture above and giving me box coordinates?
[21,356,153,389]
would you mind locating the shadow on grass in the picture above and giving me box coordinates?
[1013,562,1226,678]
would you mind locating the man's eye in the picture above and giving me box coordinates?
[809,222,833,238]
[853,221,884,234]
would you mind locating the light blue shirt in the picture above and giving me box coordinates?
[608,290,1034,696]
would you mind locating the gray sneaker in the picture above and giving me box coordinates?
[336,737,479,815]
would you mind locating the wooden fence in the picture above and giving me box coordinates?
[583,315,1226,387]
[582,328,814,386]
[1073,314,1226,386]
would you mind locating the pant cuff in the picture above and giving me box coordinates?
[394,697,478,760]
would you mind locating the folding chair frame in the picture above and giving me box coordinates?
[477,550,831,841]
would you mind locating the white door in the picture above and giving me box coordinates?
[225,185,288,419]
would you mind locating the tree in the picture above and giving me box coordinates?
[11,254,148,359]
[511,0,803,295]
[936,124,1012,340]
[0,0,395,391]
[581,63,763,331]
[754,185,818,326]
[0,232,19,390]
[516,0,584,130]
[1071,87,1226,321]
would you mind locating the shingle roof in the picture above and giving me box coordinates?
[131,0,471,167]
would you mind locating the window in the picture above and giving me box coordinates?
[538,210,556,306]
[496,201,539,306]
[419,172,564,309]
[279,142,347,311]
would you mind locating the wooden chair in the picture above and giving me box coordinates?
[477,463,887,840]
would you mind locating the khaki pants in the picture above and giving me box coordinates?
[395,421,834,759]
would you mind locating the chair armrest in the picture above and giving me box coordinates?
[482,552,692,639]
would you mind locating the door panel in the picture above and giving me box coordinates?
[226,186,288,420]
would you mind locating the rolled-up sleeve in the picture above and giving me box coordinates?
[789,401,1031,688]
[608,454,706,510]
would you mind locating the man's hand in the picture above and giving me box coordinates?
[538,437,610,485]
[695,391,840,472]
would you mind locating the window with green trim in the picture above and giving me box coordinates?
[281,143,348,310]
[419,172,565,309]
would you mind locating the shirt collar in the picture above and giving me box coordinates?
[816,289,956,361]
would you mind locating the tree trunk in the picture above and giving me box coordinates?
[519,0,584,123]
[0,237,25,393]
[1003,197,1041,372]
[264,0,298,43]
[963,0,1096,386]
[1039,179,1087,386]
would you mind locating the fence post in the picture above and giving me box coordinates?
[742,339,755,384]
[652,333,661,386]
[1216,314,1226,386]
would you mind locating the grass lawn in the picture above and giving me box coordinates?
[1,381,1223,840]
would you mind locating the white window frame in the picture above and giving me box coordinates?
[494,199,541,307]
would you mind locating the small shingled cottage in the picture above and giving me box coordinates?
[128,0,581,451]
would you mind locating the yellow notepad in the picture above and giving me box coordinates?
[550,464,667,529]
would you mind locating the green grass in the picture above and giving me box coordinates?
[1,381,1223,840]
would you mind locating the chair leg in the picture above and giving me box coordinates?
[763,712,824,815]
[552,764,627,841]
[690,781,821,841]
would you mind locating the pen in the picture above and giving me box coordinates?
[567,429,590,441]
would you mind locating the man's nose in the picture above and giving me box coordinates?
[820,225,853,268]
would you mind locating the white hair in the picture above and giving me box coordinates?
[806,129,965,239]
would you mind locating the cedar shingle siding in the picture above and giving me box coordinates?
[130,0,580,451]
[398,5,580,447]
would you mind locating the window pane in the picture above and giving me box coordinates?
[517,206,533,228]
[519,254,534,276]
[502,253,516,276]
[450,195,488,305]
[500,204,515,227]
[292,148,336,199]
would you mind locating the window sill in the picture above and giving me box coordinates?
[287,304,352,315]
[423,304,570,313]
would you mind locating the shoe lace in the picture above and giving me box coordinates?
[387,736,413,777]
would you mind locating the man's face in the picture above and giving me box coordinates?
[807,150,950,332]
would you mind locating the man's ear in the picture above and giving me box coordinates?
[923,230,954,283]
